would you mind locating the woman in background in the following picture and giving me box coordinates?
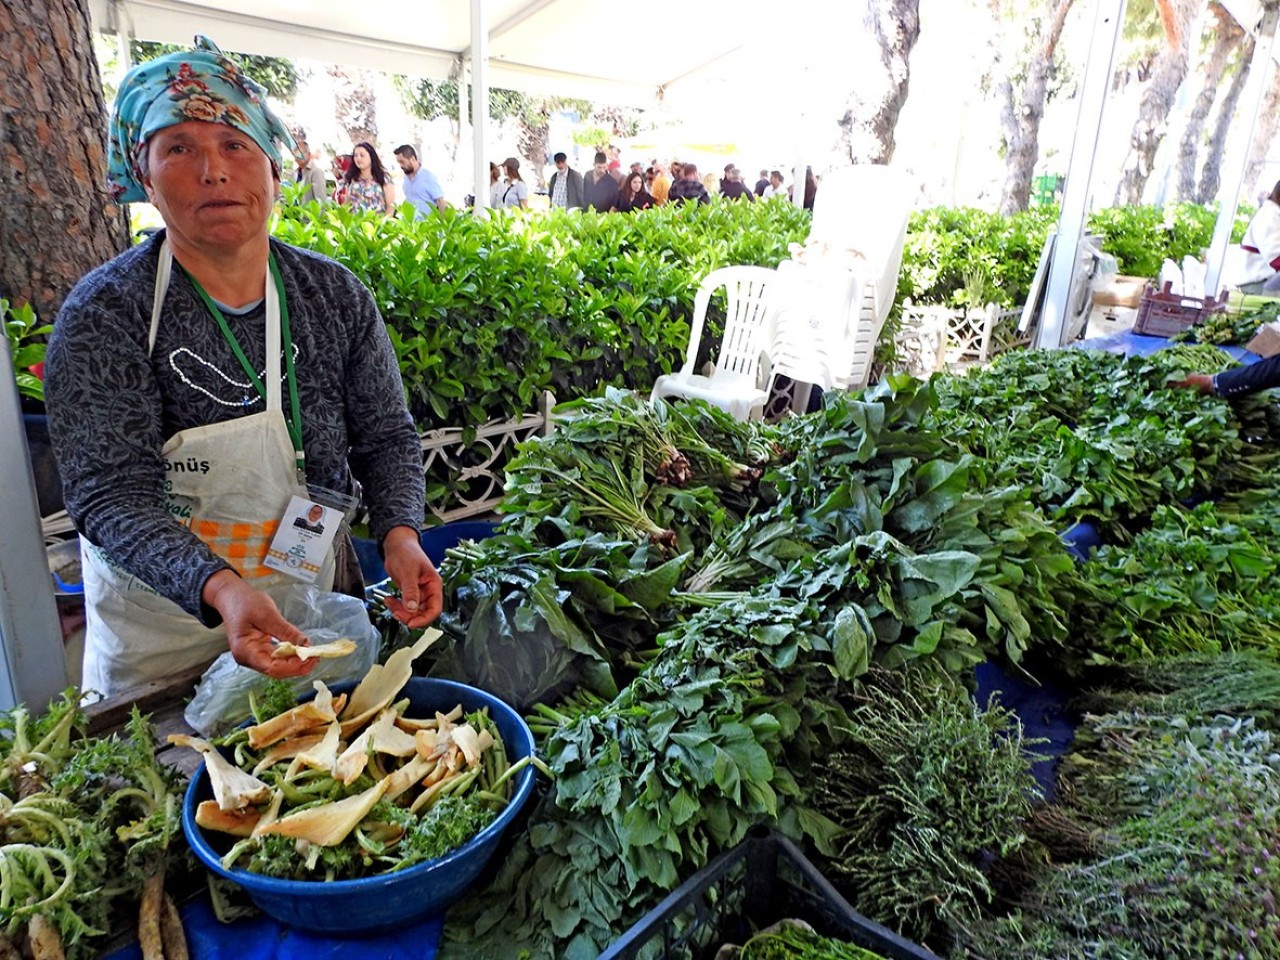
[343,142,395,215]
[1237,180,1280,294]
[616,171,654,213]
[498,157,529,209]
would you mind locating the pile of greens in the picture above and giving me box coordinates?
[809,666,1039,946]
[1072,500,1280,665]
[0,694,186,959]
[430,379,1071,957]
[964,702,1280,960]
[929,345,1274,532]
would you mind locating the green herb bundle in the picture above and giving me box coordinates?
[0,695,185,958]
[809,666,1039,945]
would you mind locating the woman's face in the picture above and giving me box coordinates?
[628,174,642,192]
[143,121,276,255]
[353,146,372,173]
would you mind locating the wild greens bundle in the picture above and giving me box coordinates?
[0,694,186,960]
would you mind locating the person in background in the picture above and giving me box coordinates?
[649,161,671,206]
[719,163,734,193]
[754,168,770,197]
[584,150,619,212]
[720,166,756,202]
[393,144,446,218]
[1236,180,1280,294]
[548,151,584,210]
[498,157,529,209]
[344,141,395,215]
[45,36,440,696]
[606,144,622,175]
[330,154,352,206]
[762,170,786,199]
[294,137,328,205]
[488,161,505,208]
[617,170,654,213]
[629,161,644,179]
[789,166,818,210]
[669,162,711,205]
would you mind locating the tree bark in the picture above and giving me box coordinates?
[995,0,1076,215]
[1197,33,1253,204]
[1114,0,1200,205]
[1175,3,1242,202]
[516,106,551,191]
[835,0,921,165]
[1243,61,1280,202]
[0,0,129,319]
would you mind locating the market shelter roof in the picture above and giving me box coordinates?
[89,0,766,105]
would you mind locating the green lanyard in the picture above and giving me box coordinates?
[182,253,306,482]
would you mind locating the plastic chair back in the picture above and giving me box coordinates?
[651,265,780,420]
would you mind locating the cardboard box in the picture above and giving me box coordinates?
[1247,321,1280,358]
[1093,275,1149,308]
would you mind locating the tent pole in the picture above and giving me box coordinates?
[0,343,68,712]
[471,0,490,210]
[1036,0,1126,349]
[456,57,470,198]
[1204,4,1280,298]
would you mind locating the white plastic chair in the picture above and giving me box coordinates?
[650,266,780,421]
[772,165,914,392]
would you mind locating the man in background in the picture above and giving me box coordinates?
[584,151,619,212]
[295,137,328,205]
[669,162,711,205]
[549,152,584,210]
[720,166,756,202]
[394,144,447,218]
[754,168,770,197]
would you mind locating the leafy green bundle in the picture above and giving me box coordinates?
[0,695,185,959]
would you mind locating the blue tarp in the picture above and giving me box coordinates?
[1072,328,1261,365]
[105,898,443,960]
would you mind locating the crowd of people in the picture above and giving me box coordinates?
[295,138,815,218]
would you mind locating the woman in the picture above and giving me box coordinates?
[616,171,654,213]
[343,142,395,215]
[1237,180,1280,294]
[45,37,440,696]
[498,157,529,209]
[488,162,505,208]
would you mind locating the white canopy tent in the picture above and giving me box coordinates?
[4,0,1279,709]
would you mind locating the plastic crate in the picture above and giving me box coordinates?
[1132,281,1229,338]
[599,828,941,960]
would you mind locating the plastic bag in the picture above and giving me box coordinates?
[184,585,380,737]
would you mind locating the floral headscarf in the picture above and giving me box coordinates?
[107,35,304,203]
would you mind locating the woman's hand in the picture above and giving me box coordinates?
[202,570,314,678]
[381,526,443,628]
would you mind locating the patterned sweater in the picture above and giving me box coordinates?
[44,232,424,624]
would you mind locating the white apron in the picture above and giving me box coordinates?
[81,243,335,695]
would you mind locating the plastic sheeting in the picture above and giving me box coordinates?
[104,896,443,960]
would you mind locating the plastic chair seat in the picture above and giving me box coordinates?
[651,368,770,421]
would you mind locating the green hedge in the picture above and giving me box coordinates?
[272,200,811,430]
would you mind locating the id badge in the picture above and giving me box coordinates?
[265,496,340,582]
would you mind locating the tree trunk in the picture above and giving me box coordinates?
[835,0,921,165]
[1114,0,1200,205]
[0,0,129,319]
[1243,62,1280,201]
[1197,33,1253,204]
[329,66,378,145]
[517,105,551,191]
[995,0,1076,215]
[1175,3,1242,201]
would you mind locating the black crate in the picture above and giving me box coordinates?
[598,827,941,960]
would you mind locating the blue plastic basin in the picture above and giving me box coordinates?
[181,677,536,934]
